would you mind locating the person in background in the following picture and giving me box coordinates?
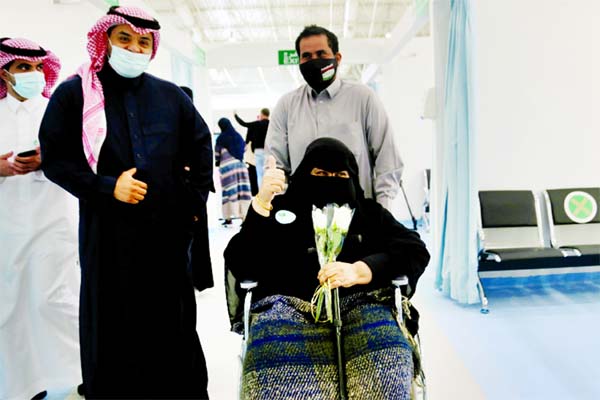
[0,37,81,400]
[265,25,403,211]
[180,85,214,292]
[215,117,252,226]
[243,135,258,196]
[234,107,269,190]
[38,6,213,398]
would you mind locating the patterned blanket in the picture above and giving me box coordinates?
[242,290,413,400]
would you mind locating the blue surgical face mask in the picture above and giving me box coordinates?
[9,71,45,99]
[108,43,151,79]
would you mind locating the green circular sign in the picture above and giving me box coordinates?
[563,191,597,224]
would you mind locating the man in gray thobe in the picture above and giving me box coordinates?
[265,25,403,211]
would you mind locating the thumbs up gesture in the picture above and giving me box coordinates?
[255,155,286,209]
[264,154,277,171]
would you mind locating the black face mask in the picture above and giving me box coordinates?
[299,58,337,93]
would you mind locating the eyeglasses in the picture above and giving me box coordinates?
[310,167,350,179]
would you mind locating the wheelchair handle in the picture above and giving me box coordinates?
[241,280,258,356]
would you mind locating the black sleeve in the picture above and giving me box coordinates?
[360,203,430,295]
[224,205,279,282]
[180,95,215,216]
[39,80,117,204]
[234,113,250,128]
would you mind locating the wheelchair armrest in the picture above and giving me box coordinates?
[392,275,409,288]
[559,247,582,257]
[241,280,258,347]
[480,250,502,262]
[240,280,258,290]
[391,275,409,325]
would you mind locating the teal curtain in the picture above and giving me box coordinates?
[435,0,479,304]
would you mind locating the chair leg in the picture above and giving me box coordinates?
[476,277,489,314]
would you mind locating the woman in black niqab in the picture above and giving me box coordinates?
[285,137,362,209]
[224,137,430,399]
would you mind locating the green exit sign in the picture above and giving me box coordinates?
[278,50,298,65]
[195,46,206,67]
[415,0,429,17]
[104,0,119,6]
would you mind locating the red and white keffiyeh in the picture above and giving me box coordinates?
[79,6,160,173]
[0,37,61,99]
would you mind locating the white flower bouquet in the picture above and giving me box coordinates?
[310,203,354,322]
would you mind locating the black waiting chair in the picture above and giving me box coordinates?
[543,187,600,265]
[476,190,573,312]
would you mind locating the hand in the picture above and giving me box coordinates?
[317,261,373,289]
[113,167,148,204]
[12,147,41,175]
[256,155,285,206]
[0,151,15,177]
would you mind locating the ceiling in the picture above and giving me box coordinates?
[146,0,415,44]
[142,0,429,106]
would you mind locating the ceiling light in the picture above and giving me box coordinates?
[385,32,392,39]
[175,5,194,28]
[192,28,202,45]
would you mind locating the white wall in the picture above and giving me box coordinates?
[378,37,435,222]
[211,94,279,116]
[2,1,100,81]
[474,0,600,191]
[193,66,215,129]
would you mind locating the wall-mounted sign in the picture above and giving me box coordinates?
[195,47,206,67]
[278,50,299,65]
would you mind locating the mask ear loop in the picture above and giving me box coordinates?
[1,70,16,87]
[106,38,113,61]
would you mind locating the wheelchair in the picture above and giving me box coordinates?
[225,267,427,400]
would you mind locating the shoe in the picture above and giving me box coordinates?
[31,391,47,400]
[77,383,85,396]
[221,219,233,226]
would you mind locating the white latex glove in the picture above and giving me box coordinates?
[253,155,285,215]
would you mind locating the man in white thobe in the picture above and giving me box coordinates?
[0,37,80,400]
